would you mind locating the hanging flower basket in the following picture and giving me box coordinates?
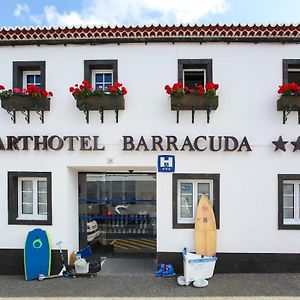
[69,80,127,123]
[0,84,52,123]
[277,82,300,111]
[277,82,300,124]
[165,82,219,123]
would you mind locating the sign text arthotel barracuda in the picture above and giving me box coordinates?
[0,135,252,152]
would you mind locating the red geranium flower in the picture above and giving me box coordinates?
[165,81,219,98]
[121,87,127,95]
[41,89,48,97]
[278,82,300,96]
[197,85,205,95]
[0,85,5,90]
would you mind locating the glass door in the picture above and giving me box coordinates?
[78,173,156,256]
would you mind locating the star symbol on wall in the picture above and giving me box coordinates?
[272,136,289,152]
[291,137,300,152]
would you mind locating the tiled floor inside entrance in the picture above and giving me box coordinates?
[100,257,156,275]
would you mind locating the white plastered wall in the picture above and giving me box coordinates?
[0,42,299,254]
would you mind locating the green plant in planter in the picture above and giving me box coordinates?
[69,80,127,99]
[164,81,219,98]
[69,80,127,123]
[0,84,53,123]
[277,82,300,124]
[0,84,53,99]
[165,81,219,123]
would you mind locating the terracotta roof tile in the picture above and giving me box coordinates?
[0,24,300,45]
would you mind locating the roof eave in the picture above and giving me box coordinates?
[1,36,300,46]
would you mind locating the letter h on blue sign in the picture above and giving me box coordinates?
[157,155,175,172]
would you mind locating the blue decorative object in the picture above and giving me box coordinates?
[24,228,51,281]
[157,155,175,172]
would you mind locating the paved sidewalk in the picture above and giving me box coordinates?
[1,273,300,299]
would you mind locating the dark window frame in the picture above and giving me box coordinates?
[84,60,118,84]
[282,59,300,84]
[178,59,212,85]
[172,173,220,229]
[278,174,300,230]
[8,171,52,225]
[13,61,46,89]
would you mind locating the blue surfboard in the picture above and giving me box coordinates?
[24,228,51,281]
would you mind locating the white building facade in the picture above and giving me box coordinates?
[1,24,300,274]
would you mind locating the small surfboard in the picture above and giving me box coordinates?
[194,194,217,257]
[24,228,51,281]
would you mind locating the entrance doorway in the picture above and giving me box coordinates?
[78,173,156,258]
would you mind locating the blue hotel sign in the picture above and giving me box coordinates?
[157,155,175,172]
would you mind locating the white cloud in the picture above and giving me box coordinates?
[29,15,42,26]
[42,0,230,27]
[14,3,30,17]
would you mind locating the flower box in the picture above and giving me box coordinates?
[76,95,125,111]
[277,96,300,111]
[1,95,50,111]
[171,94,218,111]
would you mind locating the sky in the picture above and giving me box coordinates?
[0,0,299,29]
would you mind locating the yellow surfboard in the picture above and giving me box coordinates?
[194,194,217,257]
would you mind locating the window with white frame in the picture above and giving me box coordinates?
[8,172,52,225]
[18,177,47,220]
[178,179,213,224]
[282,180,300,225]
[278,174,300,229]
[91,70,113,90]
[173,173,220,229]
[23,71,41,89]
[183,69,206,89]
[178,59,212,88]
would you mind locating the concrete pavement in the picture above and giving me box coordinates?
[1,258,300,299]
[1,273,300,299]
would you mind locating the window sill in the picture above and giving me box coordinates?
[279,223,300,230]
[17,216,47,221]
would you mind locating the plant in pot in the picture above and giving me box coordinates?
[277,82,300,124]
[0,84,53,123]
[164,81,219,123]
[69,80,127,123]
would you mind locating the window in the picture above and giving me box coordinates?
[13,61,46,89]
[178,59,212,88]
[178,179,213,223]
[183,69,206,89]
[84,60,118,86]
[278,174,300,229]
[23,71,41,89]
[8,172,52,225]
[91,70,113,90]
[18,177,47,220]
[173,173,220,229]
[283,59,300,85]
